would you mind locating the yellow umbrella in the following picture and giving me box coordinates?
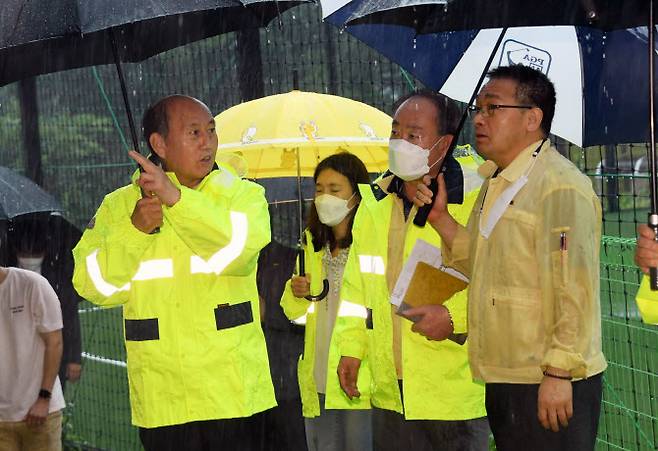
[214,90,391,178]
[215,90,391,301]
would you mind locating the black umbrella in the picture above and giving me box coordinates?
[0,166,62,219]
[343,0,658,288]
[1,0,308,237]
[344,0,653,32]
[0,0,294,80]
[0,0,308,153]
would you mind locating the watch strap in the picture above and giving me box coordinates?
[38,389,52,399]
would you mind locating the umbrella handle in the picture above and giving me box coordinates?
[649,214,658,290]
[139,154,162,234]
[110,28,160,235]
[648,1,658,290]
[139,185,159,234]
[305,279,330,302]
[415,29,508,227]
[413,176,438,227]
[298,246,330,302]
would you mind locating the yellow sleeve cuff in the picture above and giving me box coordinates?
[338,337,367,360]
[280,280,312,321]
[541,349,587,379]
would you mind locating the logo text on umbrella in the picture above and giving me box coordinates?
[499,39,552,75]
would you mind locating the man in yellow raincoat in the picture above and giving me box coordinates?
[416,66,606,451]
[353,90,488,450]
[72,95,275,451]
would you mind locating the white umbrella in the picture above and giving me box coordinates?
[440,27,585,146]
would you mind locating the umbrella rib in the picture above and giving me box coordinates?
[1,1,27,47]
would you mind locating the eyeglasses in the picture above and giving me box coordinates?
[467,103,534,118]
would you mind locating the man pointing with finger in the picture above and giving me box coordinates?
[416,65,606,451]
[73,95,275,451]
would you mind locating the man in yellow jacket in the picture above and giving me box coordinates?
[72,95,275,451]
[353,90,488,450]
[416,66,606,450]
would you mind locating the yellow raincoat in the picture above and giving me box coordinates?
[73,166,276,428]
[281,230,371,417]
[353,158,487,420]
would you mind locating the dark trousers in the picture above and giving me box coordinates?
[256,399,308,451]
[372,407,490,451]
[139,415,262,451]
[485,373,603,451]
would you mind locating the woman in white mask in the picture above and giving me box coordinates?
[280,153,372,451]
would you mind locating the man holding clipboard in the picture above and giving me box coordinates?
[352,90,488,451]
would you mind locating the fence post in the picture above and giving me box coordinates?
[18,77,43,186]
[236,29,265,101]
[324,29,338,95]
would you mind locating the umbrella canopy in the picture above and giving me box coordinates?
[324,0,658,286]
[214,89,391,178]
[322,10,655,147]
[0,0,307,86]
[338,0,654,33]
[1,0,309,157]
[0,166,62,219]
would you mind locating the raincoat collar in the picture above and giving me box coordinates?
[478,139,549,182]
[130,162,220,191]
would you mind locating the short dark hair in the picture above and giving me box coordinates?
[142,97,172,154]
[11,216,47,255]
[393,89,461,136]
[487,64,556,136]
[307,153,370,252]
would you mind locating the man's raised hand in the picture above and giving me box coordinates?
[131,196,163,234]
[128,150,180,207]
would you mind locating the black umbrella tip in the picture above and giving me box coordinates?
[580,0,598,22]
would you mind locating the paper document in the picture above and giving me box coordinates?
[390,239,469,309]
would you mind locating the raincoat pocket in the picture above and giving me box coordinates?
[484,286,542,368]
[214,301,254,330]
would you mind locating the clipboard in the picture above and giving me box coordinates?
[400,261,468,309]
[397,261,469,345]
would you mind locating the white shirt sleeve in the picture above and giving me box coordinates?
[29,273,63,334]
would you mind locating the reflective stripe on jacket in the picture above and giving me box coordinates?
[72,167,276,428]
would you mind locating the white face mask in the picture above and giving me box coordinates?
[17,256,44,275]
[315,193,356,227]
[388,137,444,181]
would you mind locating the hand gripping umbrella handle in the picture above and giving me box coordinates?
[110,28,159,234]
[415,27,509,228]
[139,154,162,234]
[649,213,658,290]
[414,176,439,227]
[298,247,330,302]
[648,2,657,290]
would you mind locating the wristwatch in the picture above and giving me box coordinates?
[38,389,52,400]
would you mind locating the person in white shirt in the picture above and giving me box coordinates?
[0,262,65,451]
